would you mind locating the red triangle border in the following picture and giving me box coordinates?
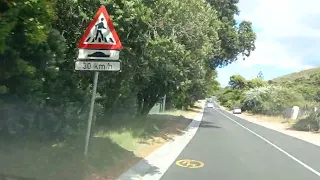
[77,5,123,50]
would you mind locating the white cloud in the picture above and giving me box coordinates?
[216,0,320,86]
[240,0,320,37]
[238,40,314,69]
[236,0,320,69]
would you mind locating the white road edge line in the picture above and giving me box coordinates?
[217,104,320,148]
[215,108,320,177]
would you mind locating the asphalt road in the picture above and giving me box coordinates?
[159,103,320,180]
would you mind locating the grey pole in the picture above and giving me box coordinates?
[84,71,99,156]
[163,94,166,113]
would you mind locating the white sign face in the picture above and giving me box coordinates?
[83,13,116,45]
[77,49,119,60]
[75,61,121,71]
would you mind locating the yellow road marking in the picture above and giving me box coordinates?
[175,159,204,168]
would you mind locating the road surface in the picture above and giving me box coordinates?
[159,103,320,180]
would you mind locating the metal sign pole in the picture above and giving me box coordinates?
[77,5,123,157]
[163,94,166,113]
[84,71,99,156]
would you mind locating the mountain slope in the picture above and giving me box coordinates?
[271,67,320,102]
[272,67,320,83]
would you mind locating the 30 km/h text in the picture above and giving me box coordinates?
[75,61,121,71]
[82,62,111,70]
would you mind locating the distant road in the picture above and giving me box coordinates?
[159,103,320,180]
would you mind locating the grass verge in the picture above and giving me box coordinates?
[0,101,204,180]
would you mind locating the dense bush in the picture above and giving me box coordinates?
[242,86,305,115]
[292,111,320,132]
[216,73,315,116]
[217,75,266,109]
[217,71,320,133]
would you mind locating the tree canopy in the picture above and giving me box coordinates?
[0,0,256,138]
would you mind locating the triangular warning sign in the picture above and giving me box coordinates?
[77,5,123,50]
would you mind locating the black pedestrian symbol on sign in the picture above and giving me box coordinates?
[85,17,115,43]
[95,18,106,42]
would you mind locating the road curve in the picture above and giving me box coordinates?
[159,104,320,180]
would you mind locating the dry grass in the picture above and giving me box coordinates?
[233,111,293,131]
[241,112,287,123]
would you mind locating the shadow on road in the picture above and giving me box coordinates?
[199,120,221,128]
[188,120,222,129]
[118,158,161,179]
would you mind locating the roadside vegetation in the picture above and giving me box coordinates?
[217,69,320,132]
[0,0,255,179]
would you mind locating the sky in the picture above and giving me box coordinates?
[216,0,320,87]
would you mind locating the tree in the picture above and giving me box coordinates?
[0,0,257,137]
[257,71,264,79]
[228,75,247,89]
[248,78,267,88]
[0,0,71,136]
[207,0,256,68]
[128,0,221,115]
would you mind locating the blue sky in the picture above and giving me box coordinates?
[216,0,320,87]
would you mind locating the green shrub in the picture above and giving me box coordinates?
[292,112,320,132]
[243,86,306,115]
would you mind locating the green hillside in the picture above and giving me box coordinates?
[271,67,320,102]
[272,67,320,83]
